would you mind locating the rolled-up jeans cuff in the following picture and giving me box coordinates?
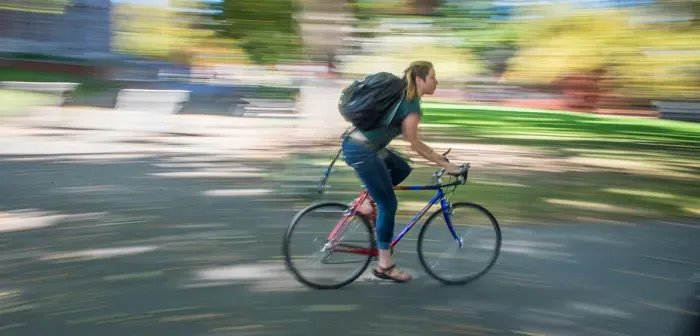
[377,241,392,250]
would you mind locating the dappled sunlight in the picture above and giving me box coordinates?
[57,154,156,161]
[0,113,307,165]
[201,189,273,197]
[0,289,22,301]
[39,245,160,262]
[186,262,419,292]
[151,162,217,168]
[3,153,155,162]
[563,148,654,156]
[562,148,700,170]
[471,179,528,188]
[568,156,700,181]
[482,133,643,142]
[603,188,678,200]
[150,170,265,178]
[684,208,700,216]
[424,135,480,143]
[570,217,633,226]
[284,159,348,168]
[52,185,131,194]
[397,201,440,213]
[0,210,107,233]
[393,139,550,155]
[545,199,655,215]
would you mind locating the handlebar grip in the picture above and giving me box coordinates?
[446,163,469,176]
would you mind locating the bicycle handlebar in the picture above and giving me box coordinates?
[433,148,470,185]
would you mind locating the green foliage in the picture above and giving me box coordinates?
[0,0,71,14]
[437,0,494,22]
[433,1,518,75]
[344,43,484,82]
[350,0,443,16]
[208,0,303,65]
[504,5,700,99]
[113,1,213,62]
[0,89,56,115]
[454,23,518,66]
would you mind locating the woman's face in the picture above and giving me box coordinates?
[418,67,438,96]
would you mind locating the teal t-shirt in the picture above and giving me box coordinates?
[360,97,422,149]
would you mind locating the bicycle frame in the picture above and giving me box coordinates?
[326,182,463,257]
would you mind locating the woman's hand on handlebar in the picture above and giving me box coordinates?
[442,162,462,175]
[434,148,461,175]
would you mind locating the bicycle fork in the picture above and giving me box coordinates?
[441,198,464,249]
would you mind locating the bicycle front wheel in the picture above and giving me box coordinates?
[282,202,374,290]
[417,202,502,285]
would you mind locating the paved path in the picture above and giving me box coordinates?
[0,122,698,336]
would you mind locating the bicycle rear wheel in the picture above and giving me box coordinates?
[417,202,502,285]
[282,201,374,290]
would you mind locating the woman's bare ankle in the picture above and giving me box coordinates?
[377,250,393,268]
[356,198,373,215]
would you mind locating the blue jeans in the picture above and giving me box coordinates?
[341,138,412,249]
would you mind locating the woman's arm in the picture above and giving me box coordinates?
[402,113,460,173]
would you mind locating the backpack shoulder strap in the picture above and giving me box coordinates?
[380,92,405,127]
[319,125,355,194]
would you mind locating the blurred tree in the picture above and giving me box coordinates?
[654,0,700,27]
[349,0,444,16]
[505,3,700,100]
[412,0,442,15]
[206,0,303,65]
[0,0,71,14]
[113,0,212,62]
[432,0,518,77]
[344,42,483,80]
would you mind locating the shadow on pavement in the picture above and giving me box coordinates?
[0,153,698,336]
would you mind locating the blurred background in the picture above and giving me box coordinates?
[0,0,698,335]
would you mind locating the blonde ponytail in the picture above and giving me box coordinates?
[403,61,433,101]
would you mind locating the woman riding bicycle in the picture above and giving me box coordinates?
[341,61,462,283]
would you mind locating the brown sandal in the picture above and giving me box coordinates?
[371,264,412,283]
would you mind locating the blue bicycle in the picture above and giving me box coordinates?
[283,149,502,289]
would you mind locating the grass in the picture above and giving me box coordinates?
[1,52,95,64]
[0,89,57,115]
[282,103,700,225]
[419,102,698,154]
[0,68,124,97]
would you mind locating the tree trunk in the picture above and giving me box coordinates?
[412,0,441,15]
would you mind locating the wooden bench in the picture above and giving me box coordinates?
[235,98,299,118]
[653,101,700,122]
[114,89,190,133]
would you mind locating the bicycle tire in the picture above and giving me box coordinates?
[282,201,374,290]
[417,202,502,285]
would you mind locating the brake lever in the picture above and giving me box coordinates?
[442,148,451,163]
